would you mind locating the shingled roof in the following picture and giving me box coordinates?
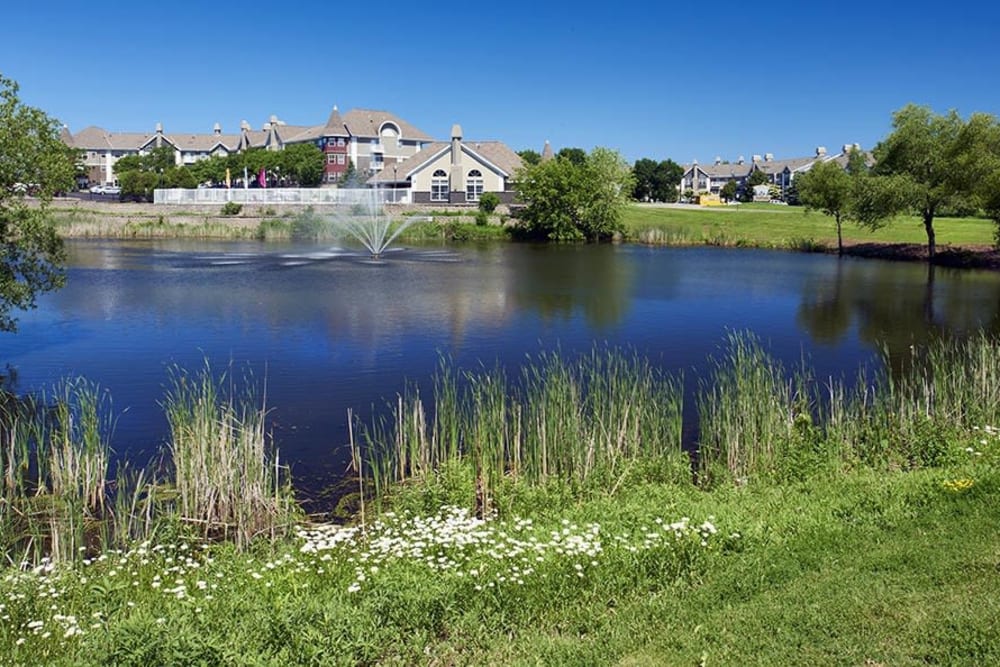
[342,109,433,140]
[367,140,524,184]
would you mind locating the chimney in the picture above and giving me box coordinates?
[240,120,250,131]
[155,122,163,147]
[815,146,827,157]
[737,155,745,165]
[714,156,722,165]
[449,124,463,196]
[764,153,773,162]
[213,122,221,135]
[752,154,762,163]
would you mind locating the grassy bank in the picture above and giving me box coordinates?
[623,203,998,259]
[3,334,1000,663]
[47,199,1000,269]
[1,454,996,664]
[46,201,510,244]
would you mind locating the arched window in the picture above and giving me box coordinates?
[431,169,448,202]
[466,169,483,202]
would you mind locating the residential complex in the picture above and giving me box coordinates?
[63,107,522,204]
[680,144,862,200]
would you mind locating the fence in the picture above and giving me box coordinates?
[153,187,412,206]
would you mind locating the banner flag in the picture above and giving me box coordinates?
[258,167,266,189]
[225,168,231,189]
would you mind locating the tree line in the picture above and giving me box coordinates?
[797,104,1000,259]
[113,143,328,201]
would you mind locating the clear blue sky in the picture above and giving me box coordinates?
[3,1,999,163]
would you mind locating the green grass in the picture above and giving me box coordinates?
[623,203,997,250]
[1,460,996,665]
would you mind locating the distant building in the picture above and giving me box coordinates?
[680,156,752,197]
[64,108,434,187]
[681,145,864,201]
[368,124,523,204]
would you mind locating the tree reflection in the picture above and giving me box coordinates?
[507,245,642,329]
[797,257,1000,374]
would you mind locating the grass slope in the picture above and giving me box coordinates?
[623,204,996,250]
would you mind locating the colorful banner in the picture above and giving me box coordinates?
[225,168,231,189]
[258,167,267,189]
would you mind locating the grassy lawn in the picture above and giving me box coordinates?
[624,203,997,250]
[2,461,997,665]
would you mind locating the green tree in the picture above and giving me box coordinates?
[720,179,738,203]
[651,159,683,202]
[0,74,75,331]
[478,191,500,214]
[556,147,587,167]
[280,143,324,187]
[796,158,855,254]
[517,149,541,166]
[341,159,361,187]
[515,147,633,241]
[742,168,769,202]
[632,158,658,201]
[872,104,995,262]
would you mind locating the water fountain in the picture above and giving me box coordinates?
[328,188,425,259]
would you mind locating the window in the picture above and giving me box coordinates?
[337,155,346,165]
[466,169,483,202]
[431,169,448,201]
[327,154,337,164]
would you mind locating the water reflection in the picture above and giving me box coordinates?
[797,258,1000,372]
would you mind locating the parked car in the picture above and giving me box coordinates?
[88,184,121,196]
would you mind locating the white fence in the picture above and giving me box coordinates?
[153,187,412,206]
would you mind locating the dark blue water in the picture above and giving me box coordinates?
[4,239,999,492]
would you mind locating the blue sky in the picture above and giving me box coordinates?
[3,1,999,163]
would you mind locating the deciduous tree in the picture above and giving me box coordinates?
[515,147,633,241]
[873,104,995,261]
[0,74,75,331]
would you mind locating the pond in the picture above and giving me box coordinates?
[4,239,1000,493]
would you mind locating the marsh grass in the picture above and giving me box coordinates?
[162,363,298,548]
[700,331,1000,482]
[0,379,114,564]
[697,333,810,484]
[354,348,684,514]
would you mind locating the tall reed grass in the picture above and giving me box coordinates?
[353,348,685,515]
[163,363,298,548]
[0,379,113,563]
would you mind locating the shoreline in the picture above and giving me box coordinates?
[41,197,1000,272]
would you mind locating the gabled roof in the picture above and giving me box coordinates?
[752,156,818,175]
[343,109,433,140]
[684,162,752,179]
[167,133,241,152]
[367,142,449,184]
[367,140,524,184]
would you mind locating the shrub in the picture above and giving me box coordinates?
[478,192,500,214]
[475,210,489,226]
[221,201,242,216]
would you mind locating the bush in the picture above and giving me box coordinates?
[475,210,489,226]
[478,192,500,214]
[221,201,242,216]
